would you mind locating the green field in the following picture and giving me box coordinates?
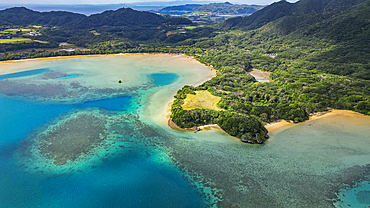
[182,90,223,111]
[0,38,32,43]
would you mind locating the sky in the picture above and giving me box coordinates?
[0,0,299,5]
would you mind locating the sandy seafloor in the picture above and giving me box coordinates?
[0,54,370,208]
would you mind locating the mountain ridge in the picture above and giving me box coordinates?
[0,7,86,26]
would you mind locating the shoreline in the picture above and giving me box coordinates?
[167,108,369,135]
[0,52,220,73]
[0,52,176,64]
[265,109,369,134]
[168,117,222,132]
[165,100,223,132]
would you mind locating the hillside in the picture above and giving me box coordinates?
[219,0,366,30]
[219,0,370,77]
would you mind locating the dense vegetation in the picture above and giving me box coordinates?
[171,86,269,143]
[219,0,367,30]
[168,0,370,143]
[1,0,369,143]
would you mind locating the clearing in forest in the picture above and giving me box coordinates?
[182,90,223,111]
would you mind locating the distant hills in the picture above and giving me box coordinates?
[156,2,264,15]
[0,7,168,28]
[0,7,85,26]
[0,2,264,28]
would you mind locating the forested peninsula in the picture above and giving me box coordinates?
[1,0,369,144]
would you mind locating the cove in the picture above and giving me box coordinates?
[150,73,178,86]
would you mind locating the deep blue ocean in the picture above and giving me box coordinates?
[0,72,206,207]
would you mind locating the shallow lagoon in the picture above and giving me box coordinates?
[0,54,370,207]
[0,54,217,207]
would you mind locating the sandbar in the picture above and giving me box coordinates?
[265,109,369,133]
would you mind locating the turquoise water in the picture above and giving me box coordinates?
[0,60,209,207]
[0,68,49,79]
[1,56,370,207]
[150,73,178,86]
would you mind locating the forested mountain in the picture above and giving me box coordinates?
[0,7,86,26]
[0,7,195,43]
[158,2,263,15]
[294,0,366,13]
[72,8,166,29]
[218,0,293,30]
[219,0,367,30]
[218,0,370,77]
[0,7,168,28]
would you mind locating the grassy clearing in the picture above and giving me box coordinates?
[0,38,32,43]
[182,90,223,111]
[185,26,196,30]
